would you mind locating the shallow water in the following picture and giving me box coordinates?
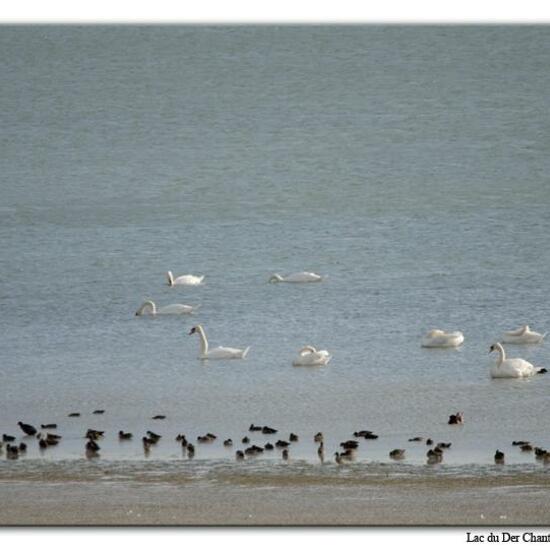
[1,26,550,473]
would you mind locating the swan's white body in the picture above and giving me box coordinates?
[269,272,323,283]
[292,346,332,367]
[489,342,539,378]
[501,325,546,345]
[136,300,199,316]
[189,325,250,360]
[421,329,464,348]
[167,271,204,286]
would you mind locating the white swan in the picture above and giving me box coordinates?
[421,329,464,348]
[189,325,250,360]
[501,325,547,345]
[269,272,323,283]
[166,271,204,286]
[489,342,546,378]
[135,300,199,316]
[292,346,332,366]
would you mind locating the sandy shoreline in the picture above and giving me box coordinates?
[2,472,550,525]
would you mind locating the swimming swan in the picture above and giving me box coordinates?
[135,300,199,316]
[189,325,250,360]
[489,342,546,378]
[292,346,332,367]
[269,272,323,283]
[421,329,464,348]
[501,325,547,345]
[166,271,204,286]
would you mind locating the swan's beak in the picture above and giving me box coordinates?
[188,328,196,335]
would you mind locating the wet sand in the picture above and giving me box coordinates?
[2,471,550,525]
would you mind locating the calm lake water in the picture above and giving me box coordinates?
[1,26,550,472]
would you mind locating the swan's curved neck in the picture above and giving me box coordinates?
[299,345,317,355]
[196,325,208,355]
[167,271,174,286]
[269,274,283,283]
[494,343,506,366]
[137,301,156,315]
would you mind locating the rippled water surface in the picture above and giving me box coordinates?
[1,26,550,473]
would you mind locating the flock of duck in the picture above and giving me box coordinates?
[137,270,547,375]
[3,411,550,467]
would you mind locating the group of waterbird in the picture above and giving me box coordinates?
[4,272,546,465]
[2,411,549,467]
[138,271,548,375]
[136,270,331,364]
[421,325,547,378]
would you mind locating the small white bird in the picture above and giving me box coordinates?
[292,346,332,366]
[501,325,547,345]
[189,325,250,360]
[421,329,464,348]
[269,272,323,283]
[489,342,546,378]
[135,300,199,316]
[166,271,204,286]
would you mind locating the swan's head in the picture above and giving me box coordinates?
[269,274,283,283]
[489,343,501,354]
[136,300,155,316]
[189,326,198,335]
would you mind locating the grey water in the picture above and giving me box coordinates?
[1,26,550,474]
